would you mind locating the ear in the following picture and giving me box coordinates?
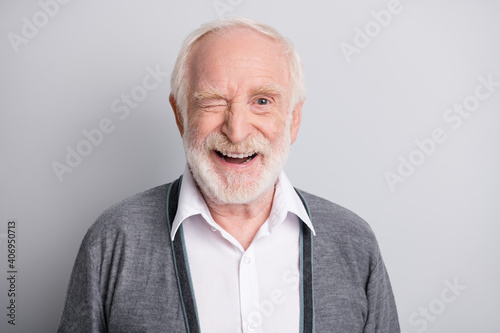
[169,93,184,137]
[290,101,303,144]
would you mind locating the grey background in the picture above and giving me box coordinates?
[1,0,499,332]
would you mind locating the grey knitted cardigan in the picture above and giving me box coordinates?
[58,177,400,332]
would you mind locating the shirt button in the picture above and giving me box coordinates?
[247,322,255,332]
[244,256,251,264]
[210,226,217,232]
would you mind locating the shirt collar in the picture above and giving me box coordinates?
[170,165,316,241]
[276,170,316,235]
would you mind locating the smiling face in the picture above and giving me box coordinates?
[174,28,302,205]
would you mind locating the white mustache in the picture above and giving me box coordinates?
[203,132,272,156]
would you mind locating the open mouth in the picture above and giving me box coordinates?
[215,150,258,164]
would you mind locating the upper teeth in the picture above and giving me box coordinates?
[222,152,254,159]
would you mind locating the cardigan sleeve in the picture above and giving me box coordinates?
[363,251,400,333]
[57,233,107,333]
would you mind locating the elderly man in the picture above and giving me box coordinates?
[58,17,400,333]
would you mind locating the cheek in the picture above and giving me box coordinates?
[258,114,288,142]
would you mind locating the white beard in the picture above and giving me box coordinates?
[183,121,291,205]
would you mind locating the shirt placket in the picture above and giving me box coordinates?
[239,245,263,333]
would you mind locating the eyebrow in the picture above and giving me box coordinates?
[250,83,286,97]
[192,83,286,104]
[192,86,227,104]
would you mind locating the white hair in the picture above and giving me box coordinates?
[170,17,306,126]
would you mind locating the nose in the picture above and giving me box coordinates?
[221,102,253,144]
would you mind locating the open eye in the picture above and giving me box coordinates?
[256,98,270,105]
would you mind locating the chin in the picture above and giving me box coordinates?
[183,129,291,205]
[198,166,280,205]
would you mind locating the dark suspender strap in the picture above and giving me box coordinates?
[296,188,315,333]
[166,176,200,333]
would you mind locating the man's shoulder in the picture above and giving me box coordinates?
[84,183,173,247]
[99,183,171,221]
[297,189,385,278]
[297,189,376,243]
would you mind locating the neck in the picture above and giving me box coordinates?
[202,186,275,250]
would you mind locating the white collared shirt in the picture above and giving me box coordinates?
[171,167,315,333]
